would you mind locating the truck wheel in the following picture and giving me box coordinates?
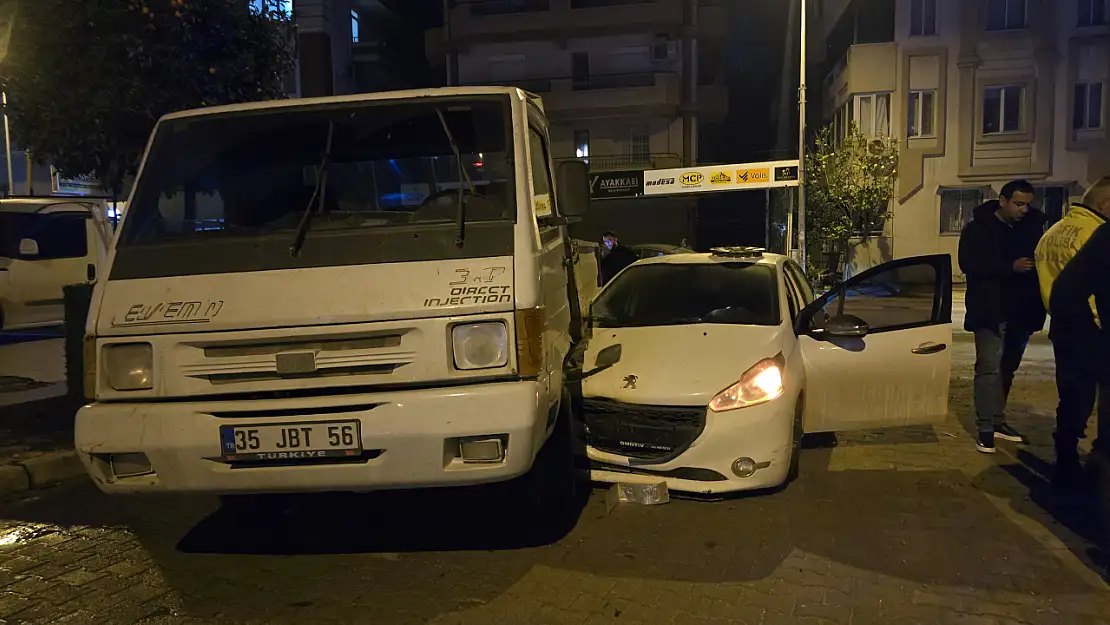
[512,389,581,528]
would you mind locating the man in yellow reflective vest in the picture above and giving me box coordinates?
[1035,178,1110,487]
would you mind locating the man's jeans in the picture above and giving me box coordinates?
[973,324,1032,434]
[1052,332,1109,459]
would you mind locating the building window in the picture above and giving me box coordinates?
[986,0,1026,31]
[1078,0,1108,26]
[574,130,590,159]
[854,93,891,137]
[940,188,986,234]
[907,90,937,138]
[1074,82,1104,130]
[909,0,937,36]
[351,10,360,43]
[982,85,1024,134]
[629,125,649,160]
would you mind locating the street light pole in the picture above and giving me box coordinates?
[796,0,808,270]
[2,92,12,195]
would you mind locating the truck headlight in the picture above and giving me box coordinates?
[708,357,785,412]
[452,322,509,370]
[104,343,154,391]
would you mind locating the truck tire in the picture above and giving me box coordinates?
[510,388,581,528]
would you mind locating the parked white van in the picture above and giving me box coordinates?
[0,197,112,330]
[75,88,592,516]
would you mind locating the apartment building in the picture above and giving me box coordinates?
[269,0,433,97]
[818,0,1110,278]
[425,0,729,243]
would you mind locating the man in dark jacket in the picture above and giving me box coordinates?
[958,180,1047,454]
[599,230,638,285]
[1048,222,1110,577]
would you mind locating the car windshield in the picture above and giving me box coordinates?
[591,262,780,327]
[119,98,514,247]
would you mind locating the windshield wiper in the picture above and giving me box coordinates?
[290,119,336,257]
[434,108,476,247]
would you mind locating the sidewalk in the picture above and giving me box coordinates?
[0,331,83,494]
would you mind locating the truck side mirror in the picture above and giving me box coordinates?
[556,160,590,219]
[18,238,40,258]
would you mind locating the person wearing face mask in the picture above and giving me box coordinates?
[1037,178,1110,487]
[958,179,1047,454]
[599,230,638,285]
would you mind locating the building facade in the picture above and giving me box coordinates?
[425,0,728,244]
[818,0,1109,278]
[264,0,434,97]
[428,0,728,168]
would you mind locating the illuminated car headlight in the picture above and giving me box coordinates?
[708,357,785,412]
[104,343,154,391]
[452,322,509,370]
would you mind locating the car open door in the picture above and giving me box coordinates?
[796,255,952,433]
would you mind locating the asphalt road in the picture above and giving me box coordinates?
[0,339,1105,625]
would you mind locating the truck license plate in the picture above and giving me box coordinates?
[219,421,361,461]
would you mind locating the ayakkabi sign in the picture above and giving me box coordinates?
[590,170,644,199]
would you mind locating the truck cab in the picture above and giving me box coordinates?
[75,88,591,513]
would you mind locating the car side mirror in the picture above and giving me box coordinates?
[824,314,869,338]
[556,160,590,219]
[566,343,621,382]
[18,238,39,258]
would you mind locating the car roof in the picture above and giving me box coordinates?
[632,251,785,268]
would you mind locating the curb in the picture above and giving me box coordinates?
[0,450,85,496]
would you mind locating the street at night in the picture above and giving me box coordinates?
[0,339,1106,625]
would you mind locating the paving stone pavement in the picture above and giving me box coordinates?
[0,339,1104,624]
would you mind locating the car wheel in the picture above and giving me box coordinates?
[787,397,804,482]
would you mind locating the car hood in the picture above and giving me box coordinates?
[581,324,786,406]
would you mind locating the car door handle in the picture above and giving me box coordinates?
[912,342,947,355]
[87,263,96,282]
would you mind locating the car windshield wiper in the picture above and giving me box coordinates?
[434,108,476,247]
[289,119,336,257]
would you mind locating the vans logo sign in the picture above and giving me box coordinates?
[113,300,224,327]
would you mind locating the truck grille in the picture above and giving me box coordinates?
[582,398,706,462]
[178,331,415,385]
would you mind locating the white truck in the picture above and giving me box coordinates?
[75,87,592,516]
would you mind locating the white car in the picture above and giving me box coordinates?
[581,246,953,495]
[0,198,112,330]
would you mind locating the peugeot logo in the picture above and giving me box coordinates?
[622,375,638,389]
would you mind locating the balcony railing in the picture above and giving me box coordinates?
[463,72,664,93]
[573,72,657,90]
[570,0,653,7]
[461,78,554,93]
[464,0,550,16]
[557,153,682,171]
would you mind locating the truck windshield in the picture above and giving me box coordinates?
[111,96,516,280]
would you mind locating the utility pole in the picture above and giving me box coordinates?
[2,92,12,195]
[796,0,808,269]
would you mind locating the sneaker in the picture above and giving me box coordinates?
[994,423,1027,443]
[976,432,997,454]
